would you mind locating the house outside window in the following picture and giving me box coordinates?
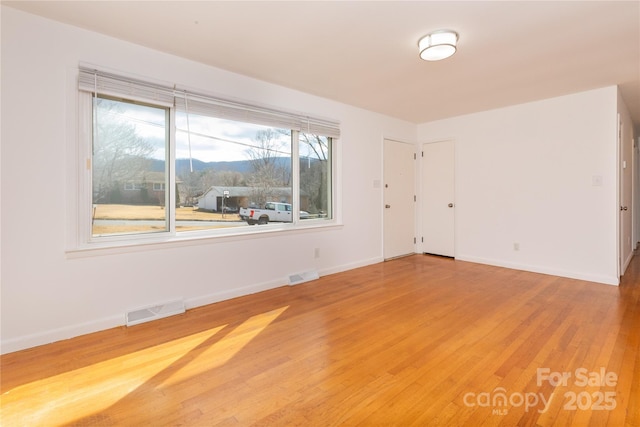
[124,182,143,191]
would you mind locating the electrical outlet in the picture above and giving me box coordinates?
[514,243,520,251]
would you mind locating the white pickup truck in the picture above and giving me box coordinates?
[239,202,307,225]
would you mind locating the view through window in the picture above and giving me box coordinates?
[92,97,169,236]
[90,95,333,238]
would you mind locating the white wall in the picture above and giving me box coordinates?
[418,87,619,285]
[0,7,416,353]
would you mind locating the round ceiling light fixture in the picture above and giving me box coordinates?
[418,30,459,61]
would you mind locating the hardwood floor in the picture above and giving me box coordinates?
[2,255,639,426]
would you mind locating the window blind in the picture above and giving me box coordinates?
[78,68,176,107]
[78,67,340,138]
[174,93,340,138]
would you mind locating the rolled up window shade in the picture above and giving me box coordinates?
[174,93,340,138]
[78,67,340,138]
[78,68,176,107]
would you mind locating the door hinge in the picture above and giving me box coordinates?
[421,237,424,242]
[414,237,416,244]
[414,195,417,202]
[422,151,424,157]
[414,153,417,160]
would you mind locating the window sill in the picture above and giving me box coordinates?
[65,220,343,259]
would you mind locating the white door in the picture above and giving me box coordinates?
[383,139,416,259]
[422,140,455,257]
[618,115,633,275]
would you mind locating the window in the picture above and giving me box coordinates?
[92,96,169,236]
[174,114,293,232]
[299,133,332,220]
[77,67,339,244]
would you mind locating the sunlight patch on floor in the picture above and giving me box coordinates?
[1,325,226,426]
[161,306,289,387]
[2,306,289,426]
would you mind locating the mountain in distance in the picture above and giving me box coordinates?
[150,158,254,175]
[177,158,255,175]
[151,157,318,176]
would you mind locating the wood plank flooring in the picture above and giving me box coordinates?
[2,254,639,426]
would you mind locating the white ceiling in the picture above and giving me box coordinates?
[5,1,640,126]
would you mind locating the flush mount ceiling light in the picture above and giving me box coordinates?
[418,30,459,61]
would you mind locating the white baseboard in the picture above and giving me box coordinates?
[318,256,384,277]
[0,255,383,355]
[187,256,386,309]
[184,278,286,310]
[1,315,122,355]
[1,253,616,354]
[455,254,619,286]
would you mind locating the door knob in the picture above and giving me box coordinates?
[621,206,628,211]
[385,204,391,208]
[448,203,454,208]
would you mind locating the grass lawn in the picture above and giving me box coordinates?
[92,204,243,235]
[93,204,241,221]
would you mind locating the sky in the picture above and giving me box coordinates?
[99,99,292,163]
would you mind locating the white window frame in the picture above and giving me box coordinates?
[67,66,341,255]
